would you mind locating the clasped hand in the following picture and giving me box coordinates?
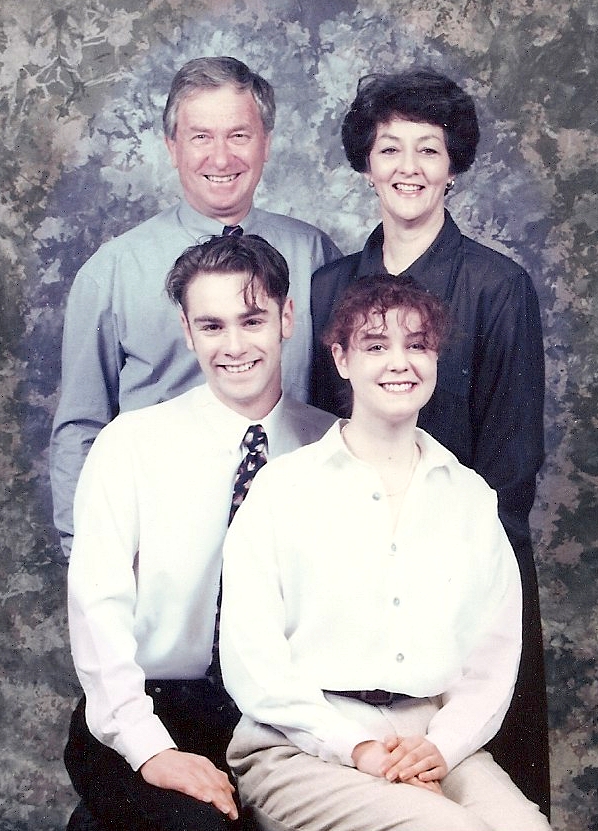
[141,748,238,819]
[351,735,448,795]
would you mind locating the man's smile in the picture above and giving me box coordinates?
[221,360,257,374]
[204,173,241,183]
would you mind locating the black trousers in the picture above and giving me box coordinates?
[486,544,551,820]
[65,680,243,831]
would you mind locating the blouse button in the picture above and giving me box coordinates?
[393,597,400,606]
[390,543,397,553]
[372,492,381,501]
[396,653,405,662]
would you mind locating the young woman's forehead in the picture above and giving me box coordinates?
[356,306,424,334]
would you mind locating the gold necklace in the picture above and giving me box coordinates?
[341,423,419,497]
[383,442,420,497]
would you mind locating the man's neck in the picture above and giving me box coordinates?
[184,198,253,228]
[215,388,283,422]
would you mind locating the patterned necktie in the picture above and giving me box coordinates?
[228,424,268,523]
[222,224,243,236]
[206,424,268,685]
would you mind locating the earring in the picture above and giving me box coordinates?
[445,179,455,194]
[367,180,375,189]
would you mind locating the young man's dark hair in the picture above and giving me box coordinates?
[166,234,290,314]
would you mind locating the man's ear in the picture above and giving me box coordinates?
[281,297,294,340]
[179,309,194,352]
[165,135,178,168]
[264,130,273,164]
[331,343,350,380]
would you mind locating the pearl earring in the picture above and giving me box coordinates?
[445,179,455,194]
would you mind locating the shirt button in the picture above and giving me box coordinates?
[393,597,400,606]
[372,492,381,501]
[396,653,405,662]
[390,543,397,553]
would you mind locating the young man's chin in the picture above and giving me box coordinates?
[215,374,265,403]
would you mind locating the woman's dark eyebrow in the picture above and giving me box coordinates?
[357,330,388,342]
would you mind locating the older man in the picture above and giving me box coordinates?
[50,56,340,557]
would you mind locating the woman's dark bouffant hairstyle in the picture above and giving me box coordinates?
[341,68,480,175]
[323,275,451,353]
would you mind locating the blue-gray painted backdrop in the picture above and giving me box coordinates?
[1,1,596,829]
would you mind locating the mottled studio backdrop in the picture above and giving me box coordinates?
[0,0,596,829]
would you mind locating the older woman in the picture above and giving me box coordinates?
[310,69,549,817]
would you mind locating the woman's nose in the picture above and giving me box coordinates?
[397,147,418,174]
[385,345,409,370]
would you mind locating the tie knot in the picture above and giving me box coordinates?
[222,224,243,237]
[243,424,267,455]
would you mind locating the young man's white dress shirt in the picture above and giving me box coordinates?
[68,384,335,771]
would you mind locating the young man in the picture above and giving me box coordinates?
[64,235,335,831]
[50,56,340,557]
[220,276,552,831]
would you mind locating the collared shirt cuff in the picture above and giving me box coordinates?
[115,714,177,772]
[320,721,378,768]
[59,533,73,559]
[425,727,468,773]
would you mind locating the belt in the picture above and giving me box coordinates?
[324,689,412,706]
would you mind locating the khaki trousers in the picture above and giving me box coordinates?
[228,697,551,831]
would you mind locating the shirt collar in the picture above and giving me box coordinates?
[413,427,460,476]
[193,384,285,455]
[315,419,457,478]
[177,198,257,241]
[356,211,462,302]
[356,223,385,276]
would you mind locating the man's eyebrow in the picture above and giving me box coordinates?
[191,314,223,325]
[191,307,269,325]
[186,121,254,133]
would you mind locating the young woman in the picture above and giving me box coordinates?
[221,276,551,831]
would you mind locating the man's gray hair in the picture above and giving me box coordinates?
[163,56,275,139]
